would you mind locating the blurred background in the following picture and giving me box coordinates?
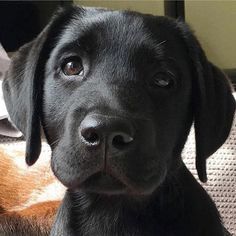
[0,0,235,82]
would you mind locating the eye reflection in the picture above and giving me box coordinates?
[62,58,84,76]
[152,72,175,88]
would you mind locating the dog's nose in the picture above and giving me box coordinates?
[79,114,134,152]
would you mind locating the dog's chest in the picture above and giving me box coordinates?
[73,208,184,236]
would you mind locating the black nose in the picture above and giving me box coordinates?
[79,114,134,152]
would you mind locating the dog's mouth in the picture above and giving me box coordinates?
[79,172,127,195]
[75,169,162,196]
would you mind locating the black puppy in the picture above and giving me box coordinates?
[3,6,235,236]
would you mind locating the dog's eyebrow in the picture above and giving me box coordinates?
[155,40,167,47]
[153,40,167,60]
[151,39,167,54]
[53,41,88,60]
[135,38,167,64]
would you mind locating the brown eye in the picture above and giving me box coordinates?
[62,58,84,76]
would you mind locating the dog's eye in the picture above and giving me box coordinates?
[62,57,84,76]
[151,72,175,88]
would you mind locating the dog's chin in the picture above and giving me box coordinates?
[70,170,166,197]
[79,172,127,195]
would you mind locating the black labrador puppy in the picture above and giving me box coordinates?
[3,6,235,236]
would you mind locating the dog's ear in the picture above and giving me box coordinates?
[3,28,49,166]
[3,6,83,166]
[176,21,235,182]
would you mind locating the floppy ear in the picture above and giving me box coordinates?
[3,28,48,166]
[2,6,82,166]
[176,21,235,182]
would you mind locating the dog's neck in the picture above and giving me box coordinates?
[67,164,187,235]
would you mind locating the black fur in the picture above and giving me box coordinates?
[3,6,235,236]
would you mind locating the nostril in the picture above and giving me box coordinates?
[112,133,133,149]
[86,132,99,143]
[81,128,100,145]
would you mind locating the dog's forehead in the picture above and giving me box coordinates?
[48,7,192,82]
[56,8,165,57]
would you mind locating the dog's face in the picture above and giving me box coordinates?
[43,9,193,195]
[3,6,235,196]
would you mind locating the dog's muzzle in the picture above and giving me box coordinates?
[52,111,162,196]
[76,113,136,194]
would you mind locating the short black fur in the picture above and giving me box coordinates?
[3,6,235,236]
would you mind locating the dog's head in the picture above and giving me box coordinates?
[3,6,235,195]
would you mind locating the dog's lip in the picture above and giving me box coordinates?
[70,169,161,196]
[78,171,127,194]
